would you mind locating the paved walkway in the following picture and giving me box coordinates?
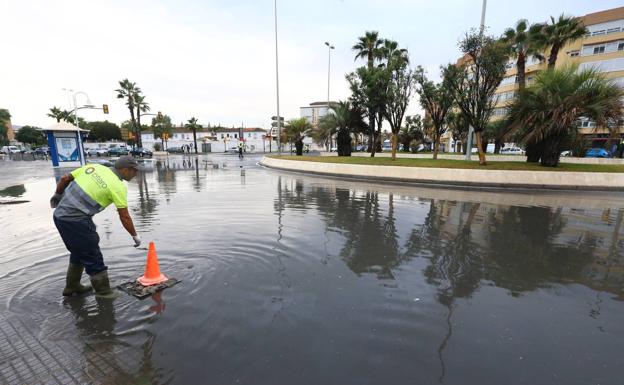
[0,310,144,385]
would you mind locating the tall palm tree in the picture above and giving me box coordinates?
[381,39,409,69]
[502,19,543,90]
[507,66,623,167]
[116,79,140,144]
[353,31,385,156]
[530,15,588,69]
[184,117,202,154]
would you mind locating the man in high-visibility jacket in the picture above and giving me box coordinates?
[51,156,142,299]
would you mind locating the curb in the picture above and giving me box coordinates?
[259,157,624,192]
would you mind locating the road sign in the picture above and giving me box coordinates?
[271,116,284,121]
[102,104,109,114]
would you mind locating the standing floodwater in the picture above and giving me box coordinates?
[1,154,623,385]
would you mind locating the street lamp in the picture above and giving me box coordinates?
[274,0,281,155]
[324,42,334,110]
[64,89,93,165]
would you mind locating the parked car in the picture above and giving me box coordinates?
[108,147,129,156]
[500,147,525,155]
[96,148,109,156]
[130,147,153,158]
[560,150,572,157]
[33,146,50,155]
[86,147,99,156]
[1,145,20,154]
[585,148,611,158]
[166,146,184,154]
[355,145,367,152]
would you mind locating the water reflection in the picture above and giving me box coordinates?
[0,184,26,197]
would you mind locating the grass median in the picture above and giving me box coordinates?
[273,156,624,173]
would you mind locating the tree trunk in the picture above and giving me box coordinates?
[475,131,487,165]
[391,132,398,160]
[540,136,562,167]
[494,138,501,154]
[369,113,376,157]
[526,141,542,163]
[517,52,526,90]
[548,44,560,70]
[295,138,304,156]
[135,107,143,148]
[193,130,198,154]
[433,135,439,160]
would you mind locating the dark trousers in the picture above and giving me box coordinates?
[53,215,107,275]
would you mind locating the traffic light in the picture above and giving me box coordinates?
[271,115,284,128]
[157,111,163,119]
[102,104,109,114]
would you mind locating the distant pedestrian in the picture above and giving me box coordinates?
[50,156,142,299]
[238,142,244,159]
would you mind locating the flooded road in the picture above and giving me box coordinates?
[1,154,623,385]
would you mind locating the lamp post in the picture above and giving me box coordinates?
[324,42,334,110]
[69,90,93,166]
[324,41,335,152]
[465,0,487,160]
[274,0,281,155]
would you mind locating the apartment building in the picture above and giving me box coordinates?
[497,7,624,129]
[445,6,624,152]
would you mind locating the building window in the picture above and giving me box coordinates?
[593,45,605,55]
[619,42,624,52]
[592,30,606,36]
[234,134,238,138]
[569,50,580,57]
[607,27,621,34]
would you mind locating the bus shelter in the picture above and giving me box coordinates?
[42,121,89,168]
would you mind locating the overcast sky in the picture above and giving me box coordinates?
[1,0,621,130]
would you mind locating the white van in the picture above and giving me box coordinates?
[1,145,20,154]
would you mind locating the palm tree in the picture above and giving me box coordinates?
[284,117,312,156]
[116,79,140,144]
[399,115,424,153]
[353,31,385,156]
[507,66,623,167]
[184,117,202,154]
[47,106,74,123]
[381,39,409,69]
[320,101,365,156]
[530,15,588,69]
[502,19,543,90]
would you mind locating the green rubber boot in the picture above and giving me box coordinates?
[89,270,119,299]
[62,263,92,296]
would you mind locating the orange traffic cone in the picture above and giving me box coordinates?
[138,242,168,286]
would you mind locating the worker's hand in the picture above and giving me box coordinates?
[132,235,142,248]
[50,193,63,208]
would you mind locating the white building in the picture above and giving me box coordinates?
[139,127,273,153]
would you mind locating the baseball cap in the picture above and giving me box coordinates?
[115,155,143,170]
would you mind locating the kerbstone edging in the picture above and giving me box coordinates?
[260,156,624,191]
